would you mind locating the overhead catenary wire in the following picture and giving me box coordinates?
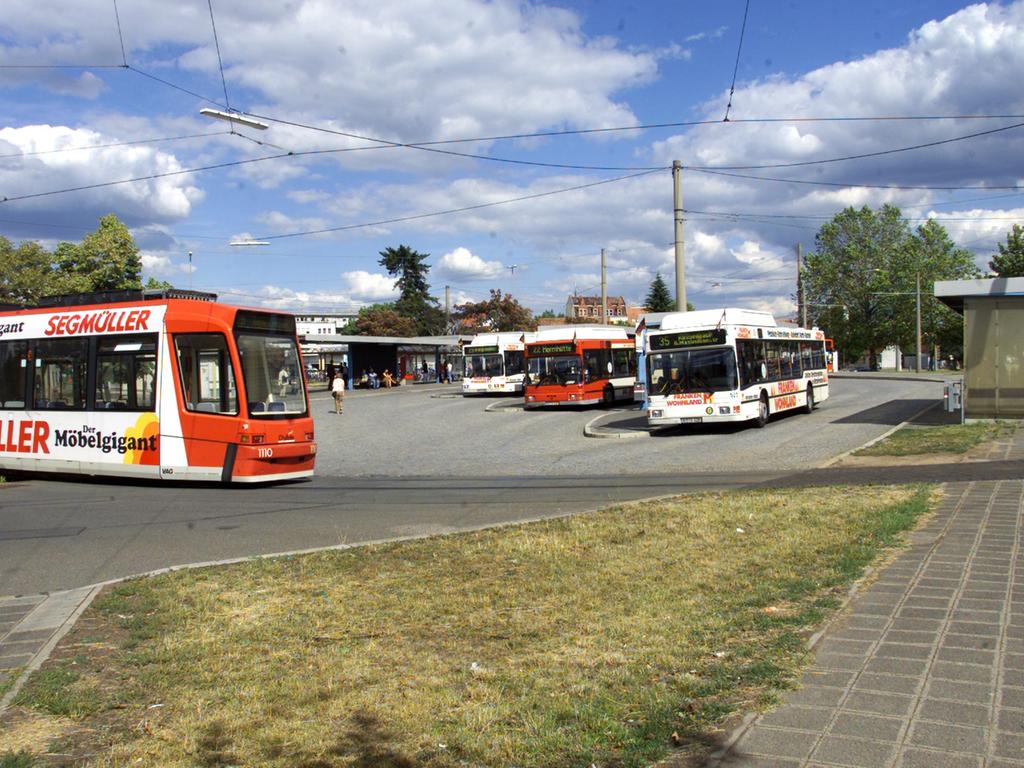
[206,0,231,112]
[723,0,751,122]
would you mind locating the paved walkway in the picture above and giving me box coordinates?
[709,475,1024,767]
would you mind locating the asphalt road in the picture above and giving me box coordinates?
[0,376,959,596]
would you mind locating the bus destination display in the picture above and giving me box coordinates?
[651,329,727,350]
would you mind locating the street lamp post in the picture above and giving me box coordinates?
[916,271,922,374]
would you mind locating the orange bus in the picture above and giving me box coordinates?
[0,289,316,483]
[523,326,636,407]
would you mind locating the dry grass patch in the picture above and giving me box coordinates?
[8,485,930,767]
[856,421,1017,457]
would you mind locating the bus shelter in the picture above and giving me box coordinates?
[300,334,468,388]
[935,277,1024,419]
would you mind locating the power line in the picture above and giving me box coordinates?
[689,168,1024,191]
[724,0,751,122]
[126,65,226,108]
[112,0,128,67]
[0,130,230,160]
[206,0,231,111]
[687,121,1024,171]
[255,169,663,240]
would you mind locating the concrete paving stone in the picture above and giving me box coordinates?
[989,760,1024,768]
[718,754,801,768]
[997,706,1024,734]
[814,638,875,656]
[909,586,958,598]
[902,596,954,609]
[851,672,922,696]
[842,614,891,630]
[941,633,999,651]
[947,620,1001,637]
[864,656,929,676]
[0,608,33,621]
[898,606,950,620]
[993,730,1024,760]
[0,653,32,670]
[949,609,1002,624]
[1004,652,1024,671]
[889,617,944,633]
[759,705,836,731]
[799,669,857,689]
[874,642,934,660]
[850,602,899,617]
[907,721,988,754]
[830,628,885,642]
[871,582,911,593]
[917,697,991,727]
[0,639,44,656]
[812,652,868,672]
[896,748,982,768]
[779,685,847,709]
[810,735,897,768]
[925,679,994,705]
[829,711,904,742]
[3,628,57,644]
[958,598,1009,612]
[843,689,915,716]
[929,660,994,685]
[883,629,941,645]
[1005,637,1024,654]
[734,727,819,761]
[1003,668,1024,688]
[936,646,997,666]
[1001,685,1024,710]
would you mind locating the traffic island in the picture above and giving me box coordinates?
[2,485,932,767]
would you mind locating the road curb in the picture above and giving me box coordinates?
[583,410,650,439]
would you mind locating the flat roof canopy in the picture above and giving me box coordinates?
[934,277,1024,314]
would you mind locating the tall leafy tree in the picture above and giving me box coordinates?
[893,219,979,362]
[802,205,913,367]
[452,289,535,332]
[351,303,418,337]
[0,237,58,305]
[644,272,675,312]
[54,214,143,293]
[378,244,444,334]
[989,224,1024,277]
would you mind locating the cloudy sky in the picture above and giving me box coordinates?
[1,0,1022,317]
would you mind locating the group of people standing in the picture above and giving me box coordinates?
[322,358,454,415]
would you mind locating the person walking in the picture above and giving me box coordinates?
[446,359,453,383]
[331,371,345,414]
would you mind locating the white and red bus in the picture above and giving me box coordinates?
[462,332,534,395]
[0,289,316,483]
[523,326,636,407]
[644,308,829,428]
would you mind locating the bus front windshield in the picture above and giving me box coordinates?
[648,347,738,395]
[465,353,503,378]
[527,355,582,386]
[237,334,308,416]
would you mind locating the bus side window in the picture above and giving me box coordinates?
[737,340,764,387]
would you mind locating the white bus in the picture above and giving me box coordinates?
[644,308,829,428]
[462,332,533,395]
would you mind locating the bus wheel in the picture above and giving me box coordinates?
[803,385,814,414]
[755,392,769,428]
[603,385,614,405]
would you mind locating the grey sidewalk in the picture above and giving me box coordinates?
[708,477,1024,768]
[0,586,100,711]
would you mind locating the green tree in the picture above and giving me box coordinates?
[802,205,913,368]
[0,237,57,305]
[145,277,175,290]
[644,272,675,312]
[54,214,143,293]
[892,219,979,363]
[537,309,562,319]
[989,224,1024,277]
[452,289,535,332]
[378,244,444,334]
[351,303,418,337]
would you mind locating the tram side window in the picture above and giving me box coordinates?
[95,335,157,410]
[34,338,88,410]
[0,341,28,409]
[174,334,238,415]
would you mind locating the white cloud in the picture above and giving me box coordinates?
[340,270,399,301]
[436,247,505,279]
